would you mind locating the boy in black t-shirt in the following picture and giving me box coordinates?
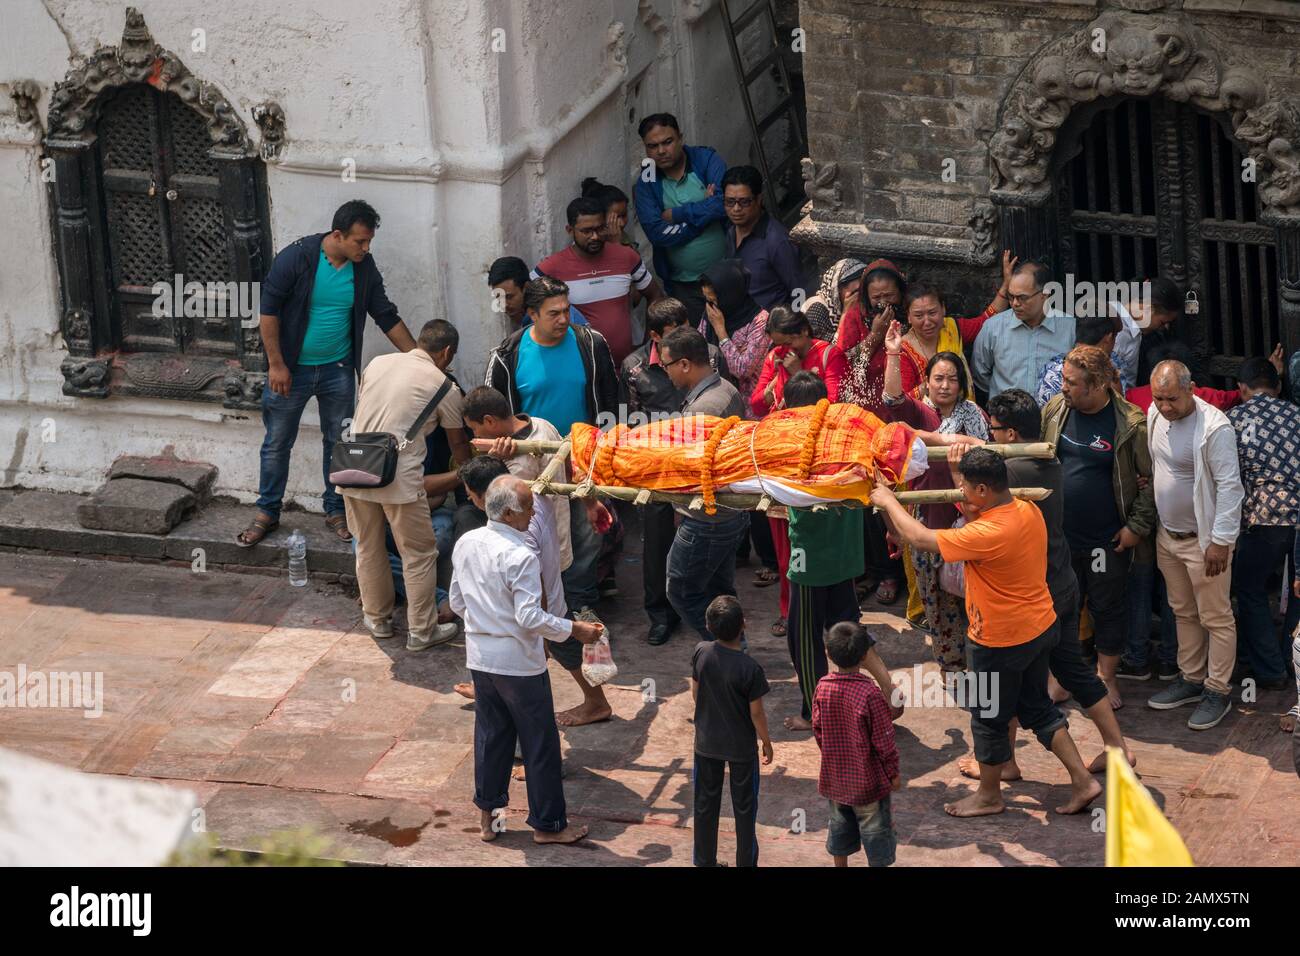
[690,596,773,867]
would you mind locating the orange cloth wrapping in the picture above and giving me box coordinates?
[569,401,918,506]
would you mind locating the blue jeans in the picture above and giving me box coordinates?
[255,360,355,519]
[1232,525,1297,683]
[667,512,751,641]
[562,502,601,612]
[351,501,453,605]
[1124,559,1179,668]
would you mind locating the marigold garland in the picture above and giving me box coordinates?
[797,399,831,482]
[700,415,741,514]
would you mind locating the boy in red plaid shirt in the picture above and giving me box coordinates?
[812,621,900,866]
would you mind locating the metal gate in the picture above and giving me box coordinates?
[1055,97,1281,385]
[97,83,238,357]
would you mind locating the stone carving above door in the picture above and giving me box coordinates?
[45,6,251,154]
[989,8,1300,218]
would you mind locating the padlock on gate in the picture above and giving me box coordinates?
[1184,290,1200,315]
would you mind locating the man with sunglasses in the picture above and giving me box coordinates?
[722,165,801,311]
[972,261,1076,400]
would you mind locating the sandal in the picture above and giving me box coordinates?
[235,512,279,548]
[325,512,352,542]
[770,618,787,637]
[753,567,779,588]
[875,578,900,605]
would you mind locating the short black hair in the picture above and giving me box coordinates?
[705,595,745,643]
[1076,313,1120,347]
[1147,276,1183,317]
[646,297,690,337]
[566,196,606,227]
[783,370,828,409]
[460,455,510,498]
[523,276,569,315]
[863,266,907,300]
[637,112,680,139]
[765,306,811,338]
[1237,356,1280,391]
[332,199,380,235]
[462,386,512,423]
[488,256,530,289]
[721,165,763,195]
[926,350,969,396]
[986,389,1041,441]
[957,447,1008,492]
[825,622,870,668]
[417,318,458,354]
[906,283,945,312]
[659,326,709,367]
[581,177,628,209]
[1012,260,1052,291]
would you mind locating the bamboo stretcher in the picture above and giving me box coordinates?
[470,438,1054,512]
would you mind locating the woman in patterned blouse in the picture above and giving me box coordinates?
[698,258,771,413]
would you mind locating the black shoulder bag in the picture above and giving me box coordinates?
[329,379,453,489]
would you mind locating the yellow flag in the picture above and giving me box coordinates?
[1104,746,1193,867]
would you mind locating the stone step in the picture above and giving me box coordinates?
[0,489,354,575]
[108,454,219,505]
[77,477,196,535]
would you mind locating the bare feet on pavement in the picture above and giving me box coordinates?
[1086,748,1136,774]
[454,682,475,701]
[1055,777,1103,814]
[534,824,588,845]
[479,809,498,842]
[555,702,612,727]
[784,715,813,731]
[944,792,1005,817]
[957,753,1020,781]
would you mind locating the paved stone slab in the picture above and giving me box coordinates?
[77,478,196,535]
[109,454,218,504]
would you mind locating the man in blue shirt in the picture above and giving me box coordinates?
[633,113,728,325]
[722,165,802,311]
[238,200,418,548]
[972,261,1076,399]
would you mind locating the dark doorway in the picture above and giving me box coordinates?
[1054,97,1281,386]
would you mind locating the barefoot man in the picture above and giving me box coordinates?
[449,475,604,845]
[870,448,1102,817]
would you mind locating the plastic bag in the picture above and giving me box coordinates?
[939,516,966,597]
[581,633,618,686]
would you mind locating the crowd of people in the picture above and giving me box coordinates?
[236,111,1300,864]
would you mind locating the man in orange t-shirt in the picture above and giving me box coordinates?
[870,447,1102,818]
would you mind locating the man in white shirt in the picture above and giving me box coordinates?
[450,475,603,845]
[1145,360,1244,731]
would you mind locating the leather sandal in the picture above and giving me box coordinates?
[235,513,278,548]
[325,513,352,541]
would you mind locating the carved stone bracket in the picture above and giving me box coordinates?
[801,158,843,216]
[222,370,266,411]
[60,356,111,398]
[45,7,251,154]
[967,204,999,267]
[251,102,285,162]
[989,8,1300,216]
[10,80,41,129]
[791,215,989,266]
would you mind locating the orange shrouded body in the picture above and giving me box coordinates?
[569,402,917,504]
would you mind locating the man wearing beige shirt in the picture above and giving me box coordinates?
[343,320,470,650]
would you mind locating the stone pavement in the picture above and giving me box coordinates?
[0,537,1297,867]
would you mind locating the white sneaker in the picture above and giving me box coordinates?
[407,621,460,651]
[364,615,395,639]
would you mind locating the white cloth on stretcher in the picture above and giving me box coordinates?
[725,436,929,508]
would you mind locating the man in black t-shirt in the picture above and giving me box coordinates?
[1041,347,1156,712]
[689,596,773,867]
[951,389,1134,779]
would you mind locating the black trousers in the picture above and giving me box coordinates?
[693,754,759,867]
[968,622,1068,765]
[470,669,567,833]
[865,510,903,581]
[641,502,681,629]
[787,579,859,719]
[1049,585,1108,710]
[1070,544,1132,656]
[737,510,779,570]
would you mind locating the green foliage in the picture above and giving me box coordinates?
[167,828,345,867]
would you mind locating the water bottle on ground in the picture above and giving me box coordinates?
[287,529,308,587]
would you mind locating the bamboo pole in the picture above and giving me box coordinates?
[531,480,1049,511]
[472,438,1055,462]
[528,439,570,495]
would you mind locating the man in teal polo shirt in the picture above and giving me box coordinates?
[238,200,418,548]
[633,113,729,325]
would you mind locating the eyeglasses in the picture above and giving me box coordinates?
[1007,291,1044,306]
[723,197,755,209]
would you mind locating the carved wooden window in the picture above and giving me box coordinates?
[1056,98,1281,386]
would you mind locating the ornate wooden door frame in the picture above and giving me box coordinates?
[987,7,1300,362]
[43,7,276,409]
